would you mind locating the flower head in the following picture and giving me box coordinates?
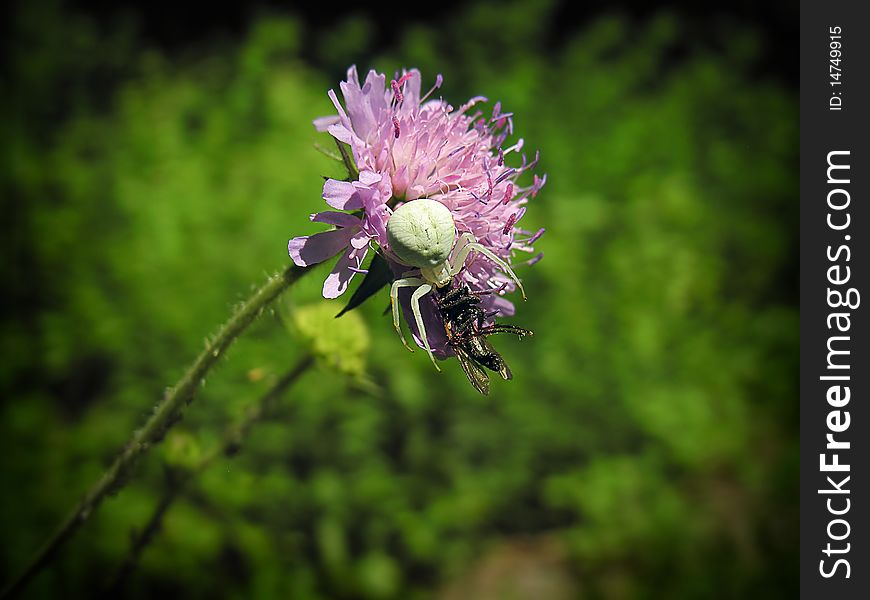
[289,66,545,352]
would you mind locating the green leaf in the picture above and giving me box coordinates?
[335,138,359,180]
[335,253,393,318]
[314,142,342,162]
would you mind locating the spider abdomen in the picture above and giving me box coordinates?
[387,199,456,268]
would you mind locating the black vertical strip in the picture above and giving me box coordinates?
[800,1,869,597]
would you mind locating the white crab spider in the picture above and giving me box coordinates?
[386,199,526,371]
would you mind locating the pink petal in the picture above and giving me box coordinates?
[347,65,360,86]
[362,204,390,246]
[323,179,363,210]
[396,70,422,108]
[322,244,369,299]
[349,230,370,250]
[327,123,354,145]
[340,70,386,142]
[313,115,340,132]
[486,294,516,317]
[357,170,382,186]
[288,228,355,267]
[311,211,362,228]
[327,89,351,128]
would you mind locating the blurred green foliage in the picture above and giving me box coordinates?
[1,0,797,598]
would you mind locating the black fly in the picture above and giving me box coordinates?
[435,284,533,395]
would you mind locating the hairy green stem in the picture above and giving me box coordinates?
[105,355,315,594]
[1,264,310,599]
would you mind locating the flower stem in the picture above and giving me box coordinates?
[0,263,310,600]
[105,354,315,594]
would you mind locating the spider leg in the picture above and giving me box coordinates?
[447,233,476,277]
[447,234,526,300]
[390,277,426,352]
[410,283,440,371]
[465,243,526,300]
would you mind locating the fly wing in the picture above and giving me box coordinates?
[467,336,512,381]
[455,346,491,395]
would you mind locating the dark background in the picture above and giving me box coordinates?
[799,1,868,598]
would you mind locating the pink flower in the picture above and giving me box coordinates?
[289,65,545,321]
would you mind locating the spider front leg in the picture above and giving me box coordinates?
[410,283,440,371]
[390,276,426,352]
[449,233,527,300]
